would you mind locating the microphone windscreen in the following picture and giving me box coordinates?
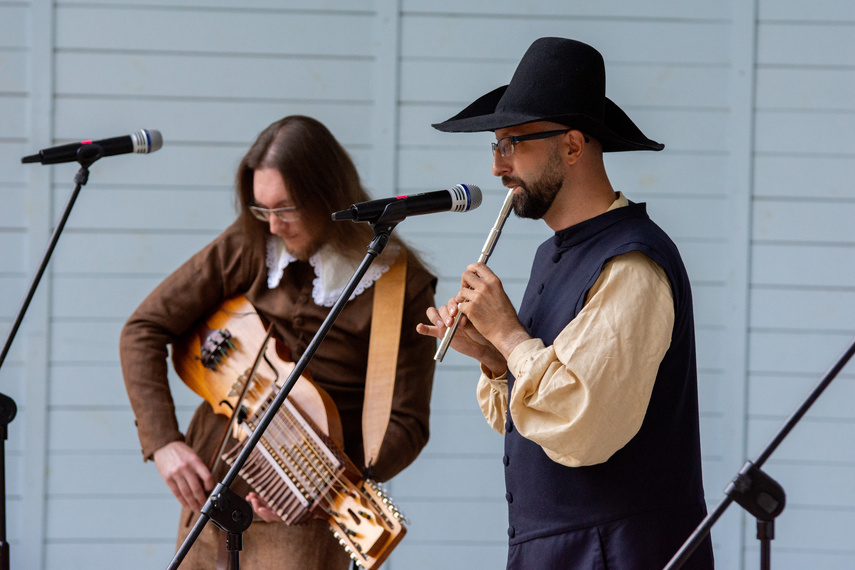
[143,129,163,153]
[454,183,482,211]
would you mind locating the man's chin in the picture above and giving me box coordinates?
[284,242,320,262]
[512,195,545,220]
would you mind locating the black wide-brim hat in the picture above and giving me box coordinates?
[432,37,664,152]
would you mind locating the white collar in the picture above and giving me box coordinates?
[265,237,393,307]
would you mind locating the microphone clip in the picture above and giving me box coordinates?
[73,145,105,185]
[77,144,104,167]
[333,198,409,226]
[367,201,407,256]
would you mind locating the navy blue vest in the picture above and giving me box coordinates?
[504,202,705,545]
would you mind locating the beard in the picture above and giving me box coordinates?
[284,238,321,262]
[504,148,565,220]
[276,226,324,262]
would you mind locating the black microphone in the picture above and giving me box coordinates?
[332,183,482,222]
[21,129,163,165]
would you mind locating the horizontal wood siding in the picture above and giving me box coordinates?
[394,3,741,566]
[4,0,854,568]
[745,1,855,567]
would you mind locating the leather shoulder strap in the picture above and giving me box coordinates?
[362,253,408,471]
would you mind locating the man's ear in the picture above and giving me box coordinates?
[565,130,588,163]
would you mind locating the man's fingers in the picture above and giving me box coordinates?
[191,458,215,492]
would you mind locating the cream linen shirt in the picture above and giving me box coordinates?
[476,194,675,467]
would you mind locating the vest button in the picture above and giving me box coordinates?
[508,526,516,538]
[505,492,513,504]
[503,455,509,466]
[552,252,561,263]
[505,421,513,433]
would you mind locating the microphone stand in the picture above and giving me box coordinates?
[168,201,408,569]
[665,335,855,569]
[0,395,17,570]
[0,145,104,570]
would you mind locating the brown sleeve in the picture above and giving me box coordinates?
[119,222,262,460]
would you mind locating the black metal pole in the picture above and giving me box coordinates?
[0,394,18,570]
[0,145,102,370]
[0,145,103,570]
[168,201,406,569]
[665,335,855,569]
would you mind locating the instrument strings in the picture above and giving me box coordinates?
[243,392,354,518]
[251,354,351,508]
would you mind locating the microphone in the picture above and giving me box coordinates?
[21,129,163,165]
[332,183,482,222]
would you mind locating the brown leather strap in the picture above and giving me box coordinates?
[362,254,407,471]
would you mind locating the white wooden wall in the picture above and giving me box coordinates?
[745,2,855,568]
[1,1,854,569]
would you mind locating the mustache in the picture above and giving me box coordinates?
[502,176,525,189]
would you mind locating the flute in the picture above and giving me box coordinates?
[435,187,515,362]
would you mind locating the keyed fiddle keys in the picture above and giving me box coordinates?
[173,296,407,569]
[222,383,408,569]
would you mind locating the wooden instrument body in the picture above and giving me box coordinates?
[170,295,406,569]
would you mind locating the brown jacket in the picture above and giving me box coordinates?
[119,220,437,484]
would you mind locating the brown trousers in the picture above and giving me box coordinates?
[175,508,351,570]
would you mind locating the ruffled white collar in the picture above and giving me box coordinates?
[265,237,392,307]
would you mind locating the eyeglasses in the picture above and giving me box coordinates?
[492,129,578,157]
[248,204,300,223]
[492,129,570,157]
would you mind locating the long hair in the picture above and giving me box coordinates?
[235,115,385,261]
